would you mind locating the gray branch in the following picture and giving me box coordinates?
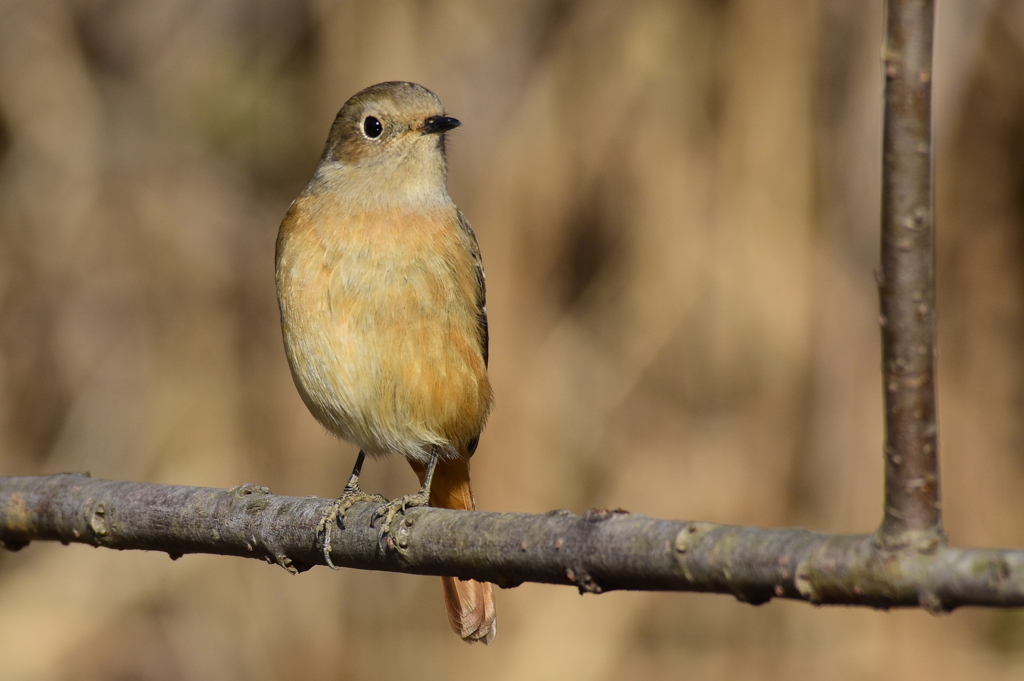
[3,474,1024,609]
[878,0,942,546]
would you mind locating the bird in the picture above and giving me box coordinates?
[275,81,496,644]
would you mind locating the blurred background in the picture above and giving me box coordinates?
[1,0,1023,678]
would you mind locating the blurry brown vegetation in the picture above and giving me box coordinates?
[1,0,1024,679]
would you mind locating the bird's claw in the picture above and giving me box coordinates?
[371,491,431,553]
[317,484,387,569]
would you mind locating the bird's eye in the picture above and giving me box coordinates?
[362,116,383,139]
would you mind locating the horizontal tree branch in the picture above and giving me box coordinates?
[2,473,1023,610]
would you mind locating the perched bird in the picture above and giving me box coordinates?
[275,82,496,644]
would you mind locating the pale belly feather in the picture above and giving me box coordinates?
[277,203,490,463]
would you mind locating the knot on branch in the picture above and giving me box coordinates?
[566,565,601,594]
[0,492,31,551]
[874,526,945,554]
[553,507,633,595]
[793,561,819,604]
[673,522,715,557]
[88,501,109,538]
[582,508,630,522]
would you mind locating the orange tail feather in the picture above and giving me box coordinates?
[411,457,497,645]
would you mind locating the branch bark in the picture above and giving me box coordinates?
[878,0,942,546]
[3,474,1024,609]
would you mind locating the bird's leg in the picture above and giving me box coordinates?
[372,450,439,553]
[317,450,387,569]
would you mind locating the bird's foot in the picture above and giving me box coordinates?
[317,484,387,569]
[371,490,432,553]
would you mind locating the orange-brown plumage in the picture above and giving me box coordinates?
[410,458,497,644]
[277,201,490,458]
[276,82,496,644]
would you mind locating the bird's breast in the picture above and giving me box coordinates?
[276,195,491,462]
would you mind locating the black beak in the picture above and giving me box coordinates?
[422,115,461,134]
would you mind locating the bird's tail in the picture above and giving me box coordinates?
[410,456,497,645]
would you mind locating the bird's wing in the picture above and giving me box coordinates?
[456,209,488,368]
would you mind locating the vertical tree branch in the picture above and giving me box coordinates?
[878,0,943,547]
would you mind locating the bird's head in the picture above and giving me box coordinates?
[316,82,460,205]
